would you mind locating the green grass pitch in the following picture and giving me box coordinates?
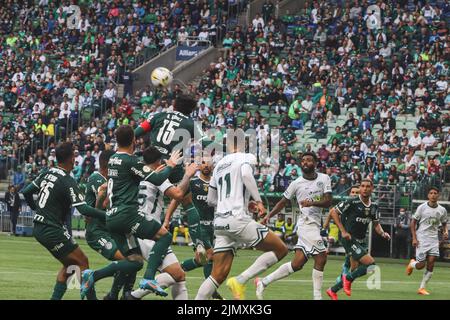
[1,234,449,300]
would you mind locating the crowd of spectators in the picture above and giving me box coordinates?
[0,0,449,210]
[180,0,450,203]
[0,0,249,186]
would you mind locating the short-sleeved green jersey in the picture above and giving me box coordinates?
[335,196,379,240]
[149,111,203,158]
[85,171,107,227]
[32,167,86,228]
[107,152,171,215]
[190,176,214,222]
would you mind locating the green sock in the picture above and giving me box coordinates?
[123,271,137,293]
[181,258,201,271]
[93,260,143,282]
[347,264,373,282]
[183,203,201,246]
[50,281,67,300]
[203,261,213,279]
[342,256,350,274]
[331,273,344,293]
[144,232,172,279]
[108,272,126,300]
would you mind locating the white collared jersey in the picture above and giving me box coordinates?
[138,179,173,222]
[283,173,332,227]
[210,152,258,217]
[413,202,447,242]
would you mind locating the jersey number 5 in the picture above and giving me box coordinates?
[218,173,231,201]
[156,120,180,145]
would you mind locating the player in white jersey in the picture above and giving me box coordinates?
[406,187,448,295]
[127,146,198,300]
[195,151,288,300]
[255,152,333,300]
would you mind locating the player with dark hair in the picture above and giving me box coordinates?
[21,142,106,300]
[406,187,448,295]
[326,179,391,300]
[84,149,135,300]
[80,125,182,298]
[134,94,210,262]
[127,146,198,300]
[256,152,333,300]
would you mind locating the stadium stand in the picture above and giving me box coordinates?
[0,0,449,241]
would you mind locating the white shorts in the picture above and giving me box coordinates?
[213,214,269,255]
[294,224,327,258]
[138,239,179,271]
[416,240,440,262]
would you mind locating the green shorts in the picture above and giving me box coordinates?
[341,237,369,261]
[33,223,79,260]
[200,223,214,250]
[107,208,162,248]
[86,224,119,261]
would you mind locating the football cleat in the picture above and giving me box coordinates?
[226,277,246,300]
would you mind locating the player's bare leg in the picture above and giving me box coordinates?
[181,194,207,263]
[342,254,376,296]
[327,256,360,300]
[139,226,172,296]
[227,231,287,300]
[55,247,89,300]
[417,255,436,295]
[131,262,187,300]
[196,251,234,300]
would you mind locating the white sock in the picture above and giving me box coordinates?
[312,269,324,300]
[420,271,433,289]
[410,260,419,269]
[131,273,176,299]
[195,276,219,300]
[262,262,295,287]
[171,281,188,300]
[236,251,278,284]
[156,273,177,288]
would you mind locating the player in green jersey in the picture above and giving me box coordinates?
[84,149,136,300]
[21,142,107,300]
[135,94,209,262]
[323,184,360,297]
[164,159,224,299]
[326,179,391,300]
[80,125,182,298]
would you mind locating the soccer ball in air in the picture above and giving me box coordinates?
[151,67,173,87]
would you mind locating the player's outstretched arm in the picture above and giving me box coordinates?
[96,183,108,209]
[442,222,448,240]
[373,221,390,240]
[164,199,180,229]
[329,207,351,240]
[309,193,333,208]
[323,212,333,230]
[410,219,418,247]
[241,163,266,216]
[263,197,289,224]
[207,185,218,207]
[134,120,151,138]
[76,203,106,220]
[21,182,39,210]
